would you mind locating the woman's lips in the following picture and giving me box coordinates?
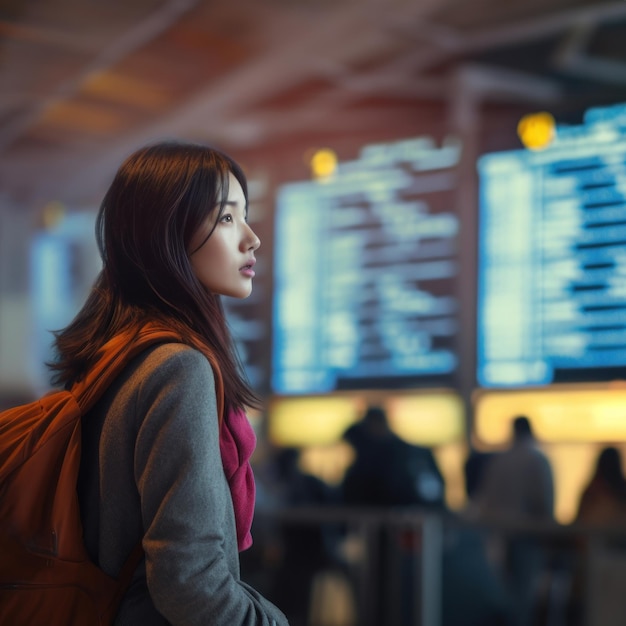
[239,259,256,277]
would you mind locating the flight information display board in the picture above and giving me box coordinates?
[478,102,626,387]
[272,136,462,394]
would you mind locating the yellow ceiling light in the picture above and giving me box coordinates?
[40,201,65,231]
[517,111,556,151]
[309,148,338,179]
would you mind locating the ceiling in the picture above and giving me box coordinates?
[2,0,626,213]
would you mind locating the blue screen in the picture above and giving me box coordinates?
[477,103,626,387]
[272,136,461,394]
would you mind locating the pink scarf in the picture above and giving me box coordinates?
[219,407,256,551]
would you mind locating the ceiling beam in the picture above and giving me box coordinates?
[0,0,200,150]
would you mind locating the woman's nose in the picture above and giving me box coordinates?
[246,224,261,251]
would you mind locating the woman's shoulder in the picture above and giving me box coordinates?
[142,341,205,362]
[127,341,216,389]
[109,342,220,426]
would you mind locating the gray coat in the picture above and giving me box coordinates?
[78,343,289,625]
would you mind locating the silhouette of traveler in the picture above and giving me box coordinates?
[474,417,553,522]
[473,416,554,626]
[268,447,340,626]
[569,446,626,626]
[464,449,498,502]
[576,446,626,527]
[340,405,445,626]
[341,405,445,508]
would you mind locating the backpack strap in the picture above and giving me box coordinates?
[70,326,180,413]
[71,323,225,424]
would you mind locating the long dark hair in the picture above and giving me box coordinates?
[49,141,258,413]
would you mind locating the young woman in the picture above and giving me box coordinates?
[50,142,289,625]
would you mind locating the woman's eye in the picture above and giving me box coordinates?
[220,214,233,223]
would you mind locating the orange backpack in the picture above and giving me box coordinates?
[0,324,222,626]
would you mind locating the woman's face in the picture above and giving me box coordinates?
[189,172,260,298]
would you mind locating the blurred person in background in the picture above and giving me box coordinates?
[266,447,341,626]
[341,404,445,509]
[464,448,498,503]
[470,416,555,626]
[576,446,626,526]
[568,446,626,626]
[339,404,445,626]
